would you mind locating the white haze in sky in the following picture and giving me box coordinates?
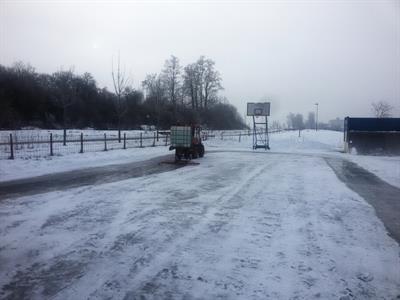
[1,0,399,124]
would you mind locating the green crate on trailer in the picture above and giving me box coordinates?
[170,126,191,148]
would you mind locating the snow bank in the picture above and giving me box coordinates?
[0,146,168,182]
[346,154,400,188]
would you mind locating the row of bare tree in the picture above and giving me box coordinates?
[141,55,223,112]
[0,59,245,130]
[109,54,227,130]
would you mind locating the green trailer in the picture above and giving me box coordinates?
[169,125,205,161]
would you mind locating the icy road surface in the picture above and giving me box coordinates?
[0,155,182,199]
[0,152,399,299]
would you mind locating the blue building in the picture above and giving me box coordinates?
[344,117,400,155]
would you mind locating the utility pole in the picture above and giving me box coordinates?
[315,102,319,131]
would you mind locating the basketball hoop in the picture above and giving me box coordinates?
[246,102,270,150]
[254,108,263,116]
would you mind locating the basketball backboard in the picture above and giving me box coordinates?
[247,102,270,116]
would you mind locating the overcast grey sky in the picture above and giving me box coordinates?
[1,0,399,123]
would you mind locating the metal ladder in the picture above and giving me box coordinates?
[252,115,270,150]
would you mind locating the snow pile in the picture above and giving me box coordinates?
[346,155,400,188]
[0,146,168,182]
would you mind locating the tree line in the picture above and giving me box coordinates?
[282,100,395,132]
[286,112,316,130]
[0,56,246,130]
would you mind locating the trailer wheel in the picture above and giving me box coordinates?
[184,150,190,160]
[175,149,182,162]
[199,144,205,157]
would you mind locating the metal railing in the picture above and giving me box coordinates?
[0,128,286,160]
[0,131,170,160]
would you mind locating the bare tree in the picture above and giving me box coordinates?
[183,56,222,111]
[287,113,304,130]
[371,101,393,118]
[12,61,35,75]
[142,73,165,128]
[142,73,165,105]
[271,120,282,131]
[52,67,76,128]
[306,112,315,129]
[183,63,199,110]
[161,55,181,111]
[203,58,222,109]
[196,57,205,108]
[112,53,131,141]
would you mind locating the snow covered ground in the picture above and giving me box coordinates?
[1,130,399,188]
[346,154,400,188]
[1,151,399,299]
[0,130,399,299]
[206,130,400,188]
[0,146,168,182]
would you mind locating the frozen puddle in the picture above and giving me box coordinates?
[0,152,399,299]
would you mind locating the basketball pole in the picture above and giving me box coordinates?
[252,115,255,150]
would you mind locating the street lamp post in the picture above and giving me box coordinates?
[314,102,319,131]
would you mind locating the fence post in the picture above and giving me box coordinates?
[63,129,67,146]
[50,133,53,156]
[9,133,14,160]
[239,133,241,143]
[104,133,107,151]
[157,130,159,141]
[165,134,168,146]
[140,132,143,148]
[153,132,156,147]
[80,133,84,153]
[123,133,126,149]
[118,129,121,143]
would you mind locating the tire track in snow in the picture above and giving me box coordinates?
[109,161,271,299]
[42,156,271,300]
